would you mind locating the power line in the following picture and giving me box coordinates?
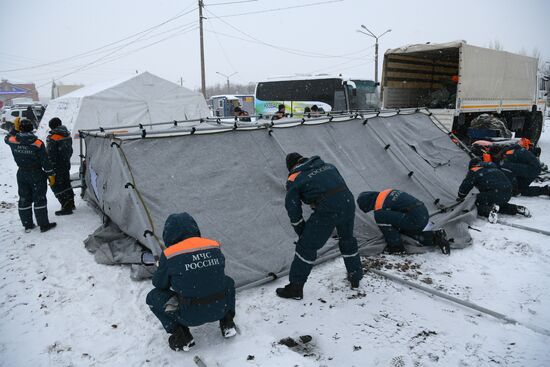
[206,0,343,18]
[206,0,259,6]
[204,26,371,60]
[37,25,199,87]
[0,4,197,73]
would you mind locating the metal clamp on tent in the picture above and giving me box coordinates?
[110,141,120,148]
[173,120,178,127]
[233,121,238,130]
[267,272,278,280]
[384,144,391,150]
[362,118,369,125]
[301,118,306,124]
[141,129,146,138]
[99,127,105,133]
[408,171,414,177]
[190,127,196,135]
[143,229,154,238]
[124,182,135,189]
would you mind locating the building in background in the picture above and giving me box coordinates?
[51,81,84,99]
[0,79,39,108]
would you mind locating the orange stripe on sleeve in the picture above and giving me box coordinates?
[375,189,392,210]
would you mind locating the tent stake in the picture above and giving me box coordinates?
[368,268,550,337]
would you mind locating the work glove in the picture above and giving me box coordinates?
[292,218,305,237]
[48,175,55,187]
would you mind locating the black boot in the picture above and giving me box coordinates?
[40,222,57,233]
[55,208,73,216]
[24,223,36,233]
[276,283,304,300]
[433,229,451,255]
[348,274,360,289]
[168,325,195,352]
[219,311,237,338]
[56,199,74,216]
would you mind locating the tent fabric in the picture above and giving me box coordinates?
[83,112,476,288]
[37,72,210,163]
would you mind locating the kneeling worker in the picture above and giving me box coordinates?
[277,153,363,300]
[458,157,530,223]
[357,189,450,255]
[146,212,237,352]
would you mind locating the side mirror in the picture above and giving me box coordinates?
[141,251,158,266]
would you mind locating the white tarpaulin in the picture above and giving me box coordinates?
[37,72,210,162]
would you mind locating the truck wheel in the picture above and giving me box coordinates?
[524,112,543,144]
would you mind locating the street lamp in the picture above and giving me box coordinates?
[216,71,238,94]
[356,25,391,84]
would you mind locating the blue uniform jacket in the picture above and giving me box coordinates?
[500,145,541,179]
[153,213,229,298]
[5,132,53,174]
[285,156,350,224]
[458,162,511,198]
[46,126,73,170]
[357,189,423,216]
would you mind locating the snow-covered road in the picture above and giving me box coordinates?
[1,122,549,366]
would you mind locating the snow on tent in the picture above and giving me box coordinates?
[81,110,476,288]
[37,71,210,163]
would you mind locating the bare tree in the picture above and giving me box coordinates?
[488,40,503,50]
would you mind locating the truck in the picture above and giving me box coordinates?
[381,41,546,143]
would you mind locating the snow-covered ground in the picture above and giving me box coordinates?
[1,121,549,367]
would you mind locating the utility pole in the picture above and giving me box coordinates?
[357,25,391,84]
[216,71,237,94]
[198,0,206,96]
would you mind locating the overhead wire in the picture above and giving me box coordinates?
[206,0,343,18]
[204,9,371,60]
[0,3,198,73]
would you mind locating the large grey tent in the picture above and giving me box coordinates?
[82,110,476,288]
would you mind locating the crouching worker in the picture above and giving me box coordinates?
[458,157,530,223]
[357,189,451,255]
[146,212,237,352]
[277,153,363,300]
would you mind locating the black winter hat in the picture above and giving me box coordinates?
[469,157,482,169]
[357,191,378,213]
[286,152,303,171]
[19,119,34,133]
[49,117,62,129]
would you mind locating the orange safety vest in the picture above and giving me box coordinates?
[482,153,492,162]
[374,189,392,210]
[163,237,220,259]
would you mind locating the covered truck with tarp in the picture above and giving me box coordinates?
[381,41,546,143]
[80,110,476,288]
[37,72,210,163]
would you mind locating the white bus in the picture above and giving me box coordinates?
[254,75,379,117]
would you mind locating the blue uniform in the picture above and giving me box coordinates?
[146,213,235,331]
[5,132,53,228]
[458,162,517,216]
[500,146,545,196]
[357,190,437,251]
[285,156,362,284]
[46,126,75,209]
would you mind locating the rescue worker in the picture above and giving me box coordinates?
[272,104,286,120]
[357,189,451,255]
[277,153,363,300]
[491,144,550,197]
[458,157,530,223]
[46,117,75,215]
[146,212,236,352]
[4,119,57,233]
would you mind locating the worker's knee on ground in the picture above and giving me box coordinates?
[146,288,173,309]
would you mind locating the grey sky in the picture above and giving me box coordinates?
[1,0,548,99]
